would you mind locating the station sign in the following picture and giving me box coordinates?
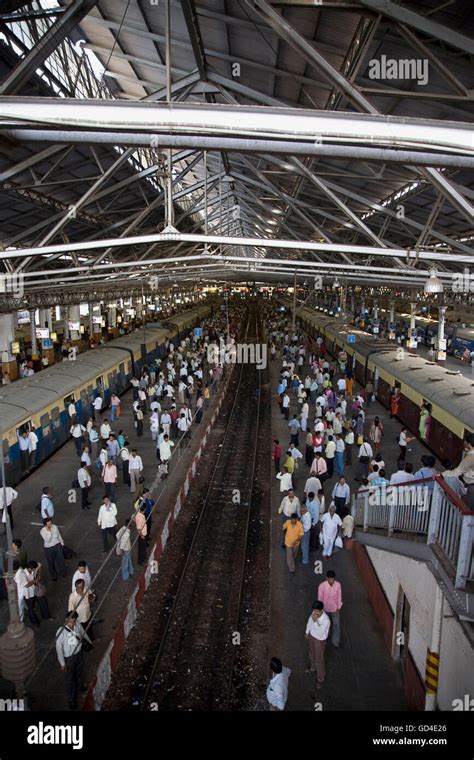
[36,328,49,339]
[194,328,203,338]
[68,320,80,331]
[347,335,356,344]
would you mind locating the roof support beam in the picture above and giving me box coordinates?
[357,0,474,55]
[0,0,98,95]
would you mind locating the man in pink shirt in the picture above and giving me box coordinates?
[318,570,342,648]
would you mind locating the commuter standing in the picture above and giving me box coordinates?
[300,504,312,565]
[266,657,291,711]
[331,477,350,518]
[134,504,148,565]
[101,459,117,501]
[93,394,103,424]
[40,518,67,580]
[320,505,342,558]
[0,485,18,530]
[77,461,91,510]
[129,450,143,493]
[70,422,86,457]
[318,570,343,648]
[273,439,282,475]
[97,495,118,554]
[281,513,304,573]
[56,611,92,711]
[116,519,134,581]
[305,600,330,689]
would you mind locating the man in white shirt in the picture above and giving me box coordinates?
[305,600,330,688]
[0,485,18,530]
[97,496,118,553]
[55,610,92,710]
[99,419,111,442]
[70,422,86,457]
[128,449,143,493]
[278,489,301,545]
[160,411,171,436]
[71,561,92,593]
[390,462,415,485]
[68,402,77,422]
[178,412,191,448]
[93,395,103,424]
[300,504,312,564]
[320,505,342,558]
[282,392,290,420]
[28,426,39,470]
[116,519,134,581]
[40,518,66,580]
[17,430,30,473]
[68,579,92,630]
[331,476,350,517]
[304,476,322,499]
[40,487,54,521]
[159,434,174,469]
[266,658,291,711]
[77,462,91,510]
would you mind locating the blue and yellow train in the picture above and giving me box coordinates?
[0,303,214,486]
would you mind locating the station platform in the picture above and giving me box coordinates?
[0,380,222,710]
[268,344,447,710]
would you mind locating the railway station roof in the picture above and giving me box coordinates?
[0,0,472,308]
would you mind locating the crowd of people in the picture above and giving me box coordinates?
[264,307,470,709]
[0,304,247,710]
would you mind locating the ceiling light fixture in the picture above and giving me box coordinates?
[423,268,444,294]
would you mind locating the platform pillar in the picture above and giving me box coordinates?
[408,302,417,354]
[0,314,18,382]
[436,306,447,366]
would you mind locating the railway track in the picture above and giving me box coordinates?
[139,308,267,710]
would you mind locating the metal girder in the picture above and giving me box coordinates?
[3,232,472,266]
[180,0,208,79]
[245,0,378,113]
[394,24,469,97]
[0,144,65,183]
[206,72,290,108]
[357,0,474,55]
[0,0,98,95]
[2,99,471,156]
[242,1,474,224]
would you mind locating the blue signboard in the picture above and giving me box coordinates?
[194,327,203,338]
[347,335,356,344]
[42,338,53,349]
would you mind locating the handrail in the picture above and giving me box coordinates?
[433,475,474,516]
[356,475,435,492]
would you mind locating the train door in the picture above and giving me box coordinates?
[39,412,52,460]
[50,406,62,449]
[1,438,12,487]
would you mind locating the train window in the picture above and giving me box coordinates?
[51,407,60,420]
[80,388,88,400]
[119,363,125,374]
[87,384,93,395]
[40,413,50,428]
[64,394,75,408]
[127,361,132,374]
[96,376,103,389]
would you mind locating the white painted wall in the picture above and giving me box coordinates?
[365,546,474,711]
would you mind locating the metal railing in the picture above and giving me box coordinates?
[352,476,474,589]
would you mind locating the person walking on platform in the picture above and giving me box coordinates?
[266,657,291,711]
[281,513,304,573]
[398,427,414,461]
[134,503,148,565]
[56,610,92,711]
[331,477,350,518]
[320,505,342,558]
[318,570,342,648]
[356,438,373,481]
[93,394,103,425]
[282,392,290,420]
[70,421,86,457]
[101,458,117,501]
[40,518,67,581]
[300,504,312,565]
[77,461,91,510]
[334,434,345,476]
[369,416,384,454]
[324,436,336,479]
[288,415,300,446]
[89,423,99,462]
[305,600,330,689]
[120,442,131,486]
[116,519,134,581]
[278,490,300,546]
[129,449,144,493]
[97,496,117,554]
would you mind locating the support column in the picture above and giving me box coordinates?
[408,302,417,354]
[436,306,447,366]
[372,299,379,337]
[68,305,81,350]
[0,314,18,381]
[108,306,118,338]
[388,300,395,339]
[38,308,54,366]
[29,309,38,360]
[63,306,69,341]
[424,585,443,711]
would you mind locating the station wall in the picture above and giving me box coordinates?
[365,546,474,711]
